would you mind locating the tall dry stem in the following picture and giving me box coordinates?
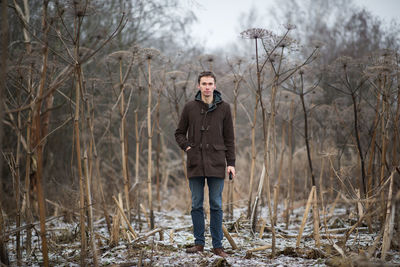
[155,78,163,212]
[379,74,389,221]
[247,87,259,218]
[83,149,98,266]
[118,57,130,222]
[73,14,86,260]
[147,57,154,229]
[30,2,50,265]
[228,77,242,219]
[74,65,87,265]
[134,110,141,224]
[381,172,395,260]
[299,72,316,187]
[273,125,285,227]
[285,100,295,229]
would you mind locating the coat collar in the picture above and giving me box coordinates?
[195,90,222,112]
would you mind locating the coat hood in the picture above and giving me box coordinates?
[194,90,222,112]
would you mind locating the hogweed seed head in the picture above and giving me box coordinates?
[240,28,272,39]
[140,48,161,60]
[65,0,96,17]
[107,51,134,63]
[311,40,325,49]
[283,23,297,30]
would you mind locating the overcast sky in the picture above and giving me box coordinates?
[185,0,399,51]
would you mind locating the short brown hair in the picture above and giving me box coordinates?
[197,71,216,84]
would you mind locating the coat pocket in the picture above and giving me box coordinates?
[187,144,199,168]
[210,144,227,167]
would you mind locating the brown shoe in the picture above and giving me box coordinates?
[186,245,204,253]
[212,248,228,258]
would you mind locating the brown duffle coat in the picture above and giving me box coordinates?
[175,90,235,179]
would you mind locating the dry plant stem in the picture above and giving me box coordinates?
[83,151,98,267]
[247,69,260,219]
[250,165,265,233]
[318,158,325,198]
[155,85,162,212]
[268,76,279,185]
[381,172,395,261]
[113,196,138,238]
[30,2,50,266]
[273,125,285,227]
[134,110,141,224]
[110,213,121,247]
[169,77,190,212]
[312,187,320,248]
[222,225,238,250]
[24,119,33,256]
[328,157,334,200]
[341,203,379,248]
[228,78,240,219]
[356,189,363,219]
[299,73,316,186]
[23,56,34,257]
[147,57,154,229]
[255,36,276,257]
[247,244,272,253]
[11,2,30,260]
[75,71,87,266]
[367,227,384,259]
[351,110,366,196]
[140,203,151,229]
[285,100,295,229]
[133,228,162,243]
[258,218,266,238]
[344,65,368,197]
[89,106,112,235]
[118,59,130,223]
[380,75,389,222]
[296,186,316,247]
[14,93,22,264]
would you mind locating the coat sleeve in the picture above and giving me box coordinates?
[175,104,190,151]
[223,103,235,167]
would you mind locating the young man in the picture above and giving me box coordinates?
[175,71,236,258]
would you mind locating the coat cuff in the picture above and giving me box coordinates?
[182,142,190,151]
[227,159,235,167]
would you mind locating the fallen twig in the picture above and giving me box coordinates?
[133,228,163,243]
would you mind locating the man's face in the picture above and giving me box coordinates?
[198,76,216,98]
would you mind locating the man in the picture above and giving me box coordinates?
[175,71,236,258]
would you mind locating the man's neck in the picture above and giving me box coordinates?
[202,95,213,104]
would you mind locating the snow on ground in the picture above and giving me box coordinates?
[4,203,400,266]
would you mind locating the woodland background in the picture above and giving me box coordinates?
[0,0,400,266]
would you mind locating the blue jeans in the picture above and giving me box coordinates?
[189,176,224,248]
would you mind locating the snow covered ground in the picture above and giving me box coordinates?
[4,203,400,266]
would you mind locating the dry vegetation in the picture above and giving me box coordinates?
[1,0,400,266]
